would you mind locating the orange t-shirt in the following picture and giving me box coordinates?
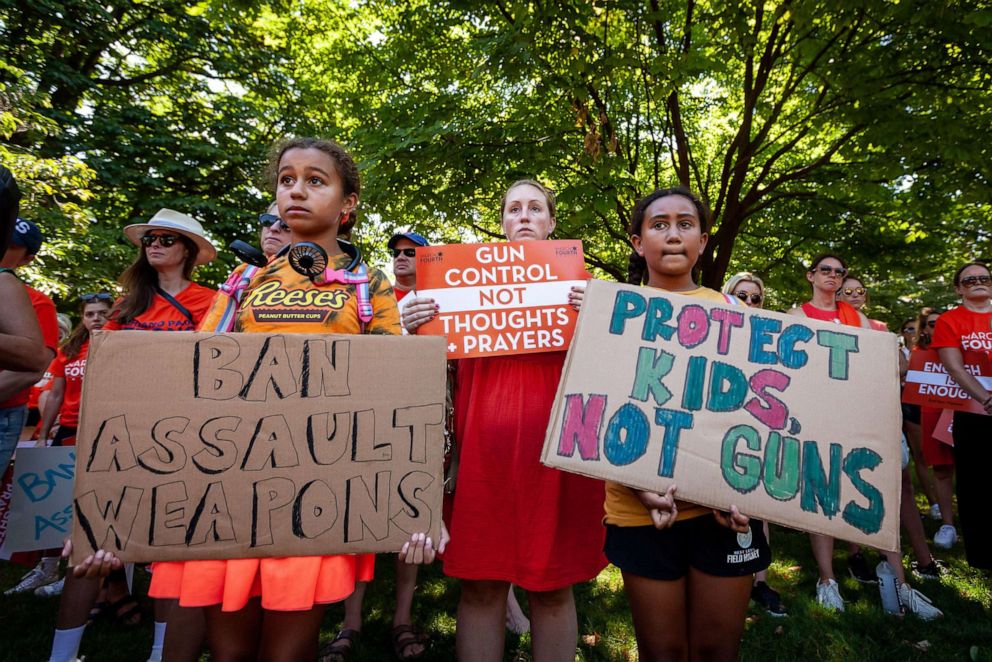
[104,282,217,331]
[931,305,992,359]
[49,342,90,429]
[1,285,59,408]
[199,254,400,335]
[604,286,741,527]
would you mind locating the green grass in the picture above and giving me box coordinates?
[2,511,990,661]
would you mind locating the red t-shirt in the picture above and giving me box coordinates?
[0,285,59,408]
[931,305,992,360]
[394,286,412,303]
[27,369,54,410]
[50,342,90,428]
[104,283,217,331]
[800,300,860,326]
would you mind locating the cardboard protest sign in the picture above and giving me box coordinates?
[901,348,991,414]
[71,331,446,564]
[5,447,76,552]
[0,463,14,559]
[542,280,902,551]
[415,240,585,358]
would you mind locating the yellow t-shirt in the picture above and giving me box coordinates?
[604,285,739,526]
[200,253,401,335]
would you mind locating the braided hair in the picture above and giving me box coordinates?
[626,187,711,285]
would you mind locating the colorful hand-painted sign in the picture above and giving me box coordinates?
[901,348,991,414]
[5,447,76,552]
[414,240,586,358]
[541,280,902,551]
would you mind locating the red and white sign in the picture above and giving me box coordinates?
[415,240,586,358]
[932,409,955,446]
[901,348,991,414]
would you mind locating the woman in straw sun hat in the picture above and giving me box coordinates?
[104,208,218,331]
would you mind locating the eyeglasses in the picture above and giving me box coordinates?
[811,265,847,277]
[391,248,417,258]
[960,275,991,288]
[259,213,290,232]
[80,292,113,303]
[841,287,866,297]
[141,233,180,248]
[734,291,762,304]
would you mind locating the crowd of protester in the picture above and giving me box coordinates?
[0,139,989,661]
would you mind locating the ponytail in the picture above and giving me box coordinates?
[627,251,647,286]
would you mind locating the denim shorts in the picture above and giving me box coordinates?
[0,405,28,476]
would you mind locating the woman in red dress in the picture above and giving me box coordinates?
[403,180,607,662]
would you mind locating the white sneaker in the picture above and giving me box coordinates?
[928,504,941,520]
[4,562,59,595]
[934,524,957,549]
[816,578,845,612]
[34,576,64,597]
[898,582,943,620]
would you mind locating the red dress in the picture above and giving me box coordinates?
[442,352,607,591]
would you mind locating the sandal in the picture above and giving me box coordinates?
[318,628,360,662]
[87,600,109,625]
[391,624,429,660]
[90,593,141,627]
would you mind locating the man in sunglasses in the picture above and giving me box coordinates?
[259,203,292,259]
[0,218,58,496]
[388,231,429,303]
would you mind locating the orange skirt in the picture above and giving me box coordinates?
[148,554,375,612]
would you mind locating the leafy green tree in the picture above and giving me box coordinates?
[291,0,991,323]
[1,0,294,301]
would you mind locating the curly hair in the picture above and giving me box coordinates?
[267,137,361,234]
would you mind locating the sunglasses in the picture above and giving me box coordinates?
[811,265,847,277]
[259,213,290,232]
[392,248,417,258]
[960,275,991,288]
[80,292,113,303]
[902,326,916,333]
[841,287,866,297]
[734,291,763,304]
[926,320,937,328]
[141,233,180,248]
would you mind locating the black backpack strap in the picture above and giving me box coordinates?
[155,286,194,325]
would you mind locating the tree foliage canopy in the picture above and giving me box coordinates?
[2,0,989,324]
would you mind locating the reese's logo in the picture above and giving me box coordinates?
[243,280,349,324]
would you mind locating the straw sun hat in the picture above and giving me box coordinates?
[123,209,217,265]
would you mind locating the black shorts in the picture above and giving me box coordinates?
[604,516,770,580]
[25,408,40,427]
[51,425,76,447]
[902,403,921,425]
